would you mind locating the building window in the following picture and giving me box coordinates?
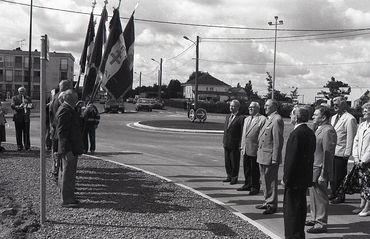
[24,70,29,83]
[5,84,12,95]
[5,70,13,82]
[60,71,68,81]
[60,59,68,70]
[32,85,40,100]
[24,57,29,68]
[5,55,14,68]
[14,70,22,82]
[33,71,40,83]
[33,56,40,69]
[14,56,22,68]
[0,69,3,81]
[210,87,214,91]
[0,56,3,68]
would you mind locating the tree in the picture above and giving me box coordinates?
[244,80,261,100]
[265,72,291,101]
[320,76,351,101]
[290,87,299,103]
[165,79,183,98]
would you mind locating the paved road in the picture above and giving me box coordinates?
[6,104,370,239]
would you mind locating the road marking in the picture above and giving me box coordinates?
[126,122,223,135]
[86,154,282,239]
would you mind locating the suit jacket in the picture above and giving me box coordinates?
[283,124,316,188]
[56,102,83,155]
[352,121,370,164]
[257,112,284,165]
[11,94,32,122]
[240,113,266,157]
[313,124,337,182]
[330,111,357,157]
[223,112,244,149]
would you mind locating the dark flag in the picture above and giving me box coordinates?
[79,12,95,74]
[82,6,108,101]
[100,8,135,100]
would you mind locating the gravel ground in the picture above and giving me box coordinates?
[0,143,270,239]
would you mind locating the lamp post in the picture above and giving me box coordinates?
[151,58,162,101]
[183,35,199,110]
[134,71,142,87]
[268,16,283,100]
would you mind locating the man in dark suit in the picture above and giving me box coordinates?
[256,99,284,214]
[283,106,316,239]
[223,99,244,185]
[56,89,83,207]
[11,86,32,151]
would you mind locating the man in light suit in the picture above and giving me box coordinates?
[238,102,266,195]
[306,105,337,233]
[255,99,284,214]
[330,96,357,204]
[223,99,245,185]
[283,106,316,239]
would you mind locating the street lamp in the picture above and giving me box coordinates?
[268,16,283,100]
[134,71,142,87]
[183,35,199,110]
[151,58,162,101]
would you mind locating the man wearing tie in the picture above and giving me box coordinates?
[238,102,266,195]
[11,87,32,151]
[223,99,244,185]
[255,99,284,214]
[330,96,357,204]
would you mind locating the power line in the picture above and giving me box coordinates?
[1,0,370,32]
[166,44,194,61]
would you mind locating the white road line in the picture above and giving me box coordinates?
[86,154,281,239]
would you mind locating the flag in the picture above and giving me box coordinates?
[100,8,135,100]
[82,6,108,101]
[79,12,95,74]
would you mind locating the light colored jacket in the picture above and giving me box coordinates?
[240,113,266,157]
[352,121,370,163]
[257,112,284,165]
[330,111,357,157]
[313,124,337,182]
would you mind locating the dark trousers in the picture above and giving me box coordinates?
[330,156,349,196]
[58,151,78,204]
[83,126,96,152]
[15,121,30,149]
[224,148,240,179]
[243,154,260,190]
[284,187,308,239]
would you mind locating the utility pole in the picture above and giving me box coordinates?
[27,0,33,97]
[183,35,200,109]
[139,71,142,87]
[268,16,283,100]
[159,58,162,101]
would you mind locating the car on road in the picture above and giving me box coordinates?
[104,98,125,113]
[149,98,164,109]
[135,98,153,112]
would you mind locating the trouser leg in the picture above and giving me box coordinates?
[15,121,24,149]
[23,121,30,149]
[284,187,307,239]
[248,155,260,190]
[61,151,78,204]
[260,164,279,208]
[88,127,96,152]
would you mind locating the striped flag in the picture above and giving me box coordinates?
[82,6,108,101]
[79,12,95,74]
[100,8,135,100]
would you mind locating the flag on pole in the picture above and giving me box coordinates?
[100,8,135,100]
[82,6,108,101]
[79,12,95,74]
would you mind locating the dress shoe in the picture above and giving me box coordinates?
[230,178,238,185]
[306,225,327,233]
[255,204,268,210]
[330,196,345,204]
[236,185,251,191]
[222,178,231,182]
[358,211,370,217]
[305,220,316,226]
[248,188,260,195]
[262,205,276,215]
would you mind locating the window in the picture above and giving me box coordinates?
[0,69,3,81]
[60,71,68,81]
[210,87,214,91]
[33,56,40,69]
[5,70,13,82]
[0,56,3,67]
[33,70,40,82]
[32,85,40,100]
[24,57,29,68]
[60,59,68,70]
[14,70,22,82]
[14,56,22,68]
[5,55,14,68]
[5,84,12,95]
[24,70,29,83]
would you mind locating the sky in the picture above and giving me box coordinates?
[1,0,370,103]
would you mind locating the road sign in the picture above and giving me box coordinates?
[195,108,207,122]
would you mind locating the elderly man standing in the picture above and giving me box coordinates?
[330,96,357,204]
[56,89,83,207]
[283,106,316,239]
[306,105,337,234]
[255,99,284,215]
[223,99,244,185]
[11,86,32,151]
[238,102,266,195]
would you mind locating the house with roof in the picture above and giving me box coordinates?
[182,72,231,102]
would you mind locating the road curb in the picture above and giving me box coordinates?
[128,121,223,134]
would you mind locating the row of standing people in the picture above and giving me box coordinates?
[223,97,370,238]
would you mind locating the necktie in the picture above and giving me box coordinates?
[333,114,340,127]
[228,114,235,127]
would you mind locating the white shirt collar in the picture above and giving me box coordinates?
[294,122,306,130]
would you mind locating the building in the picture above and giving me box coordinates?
[0,48,74,100]
[183,73,231,102]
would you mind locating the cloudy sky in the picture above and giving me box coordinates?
[1,0,370,102]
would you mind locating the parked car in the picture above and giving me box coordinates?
[135,98,153,111]
[149,98,165,109]
[104,98,125,113]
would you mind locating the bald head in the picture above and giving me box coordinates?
[59,80,73,92]
[63,89,78,106]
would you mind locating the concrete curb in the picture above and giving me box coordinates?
[128,122,223,134]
